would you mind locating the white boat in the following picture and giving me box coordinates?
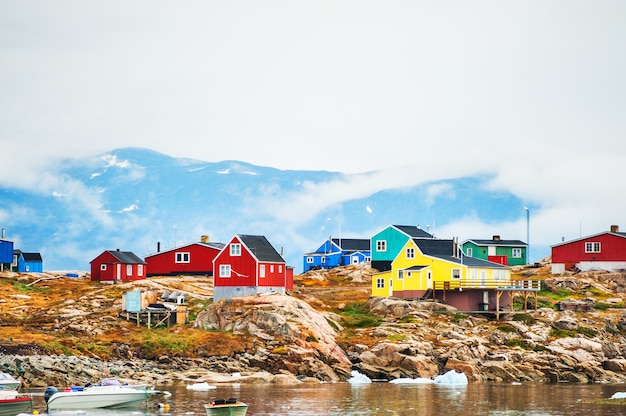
[204,398,248,416]
[44,379,169,410]
[0,387,32,416]
[0,373,21,391]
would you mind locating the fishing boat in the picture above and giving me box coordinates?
[204,398,248,416]
[44,378,169,410]
[0,373,21,391]
[0,387,32,416]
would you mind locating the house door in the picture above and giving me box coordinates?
[388,279,393,297]
[352,256,359,264]
[427,270,433,289]
[116,264,121,281]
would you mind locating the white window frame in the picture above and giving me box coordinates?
[137,264,143,276]
[452,268,461,280]
[406,247,415,259]
[376,278,385,289]
[230,243,242,256]
[279,265,283,273]
[270,264,274,273]
[470,269,478,280]
[100,264,107,271]
[321,257,326,264]
[219,264,231,278]
[585,242,601,253]
[512,248,522,258]
[259,264,266,278]
[126,264,132,276]
[175,252,190,263]
[376,240,387,252]
[307,257,314,263]
[494,269,507,280]
[466,247,473,257]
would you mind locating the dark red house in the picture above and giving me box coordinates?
[551,225,626,273]
[90,249,147,282]
[212,234,294,302]
[144,236,225,277]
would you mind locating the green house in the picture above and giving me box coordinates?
[461,235,527,266]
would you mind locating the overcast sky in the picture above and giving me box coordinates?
[1,1,625,259]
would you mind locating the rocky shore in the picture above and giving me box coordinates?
[1,266,626,387]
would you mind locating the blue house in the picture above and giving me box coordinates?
[0,237,14,271]
[303,237,371,272]
[13,250,43,273]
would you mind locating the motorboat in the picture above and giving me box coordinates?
[0,373,21,391]
[204,398,248,416]
[0,387,32,416]
[44,378,169,410]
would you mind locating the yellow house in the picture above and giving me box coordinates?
[371,237,519,312]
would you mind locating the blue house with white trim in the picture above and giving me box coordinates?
[13,250,43,273]
[0,237,14,271]
[303,237,371,272]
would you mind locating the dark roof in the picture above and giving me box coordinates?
[22,252,42,262]
[464,238,527,246]
[403,265,428,271]
[331,238,370,251]
[413,239,457,257]
[393,225,434,239]
[107,250,146,264]
[238,235,285,263]
[199,242,226,250]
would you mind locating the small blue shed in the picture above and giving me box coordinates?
[13,250,43,273]
[0,239,14,270]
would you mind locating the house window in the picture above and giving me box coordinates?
[406,248,415,259]
[307,257,314,263]
[365,256,371,262]
[466,248,473,257]
[407,271,412,278]
[321,257,326,263]
[219,264,231,278]
[260,264,266,278]
[100,264,107,271]
[470,269,478,280]
[279,265,283,273]
[175,252,190,263]
[376,240,387,252]
[137,265,143,276]
[270,264,274,273]
[452,269,461,279]
[512,248,522,258]
[376,278,385,289]
[126,265,132,276]
[230,243,241,256]
[494,269,506,280]
[585,242,601,253]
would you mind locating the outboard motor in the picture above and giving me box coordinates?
[44,386,58,403]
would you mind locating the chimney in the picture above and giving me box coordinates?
[1,228,4,239]
[201,235,209,243]
[493,235,501,241]
[610,225,619,233]
[453,236,459,258]
[157,241,161,252]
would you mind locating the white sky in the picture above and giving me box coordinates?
[1,1,625,261]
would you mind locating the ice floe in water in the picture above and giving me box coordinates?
[348,370,372,384]
[610,392,626,399]
[186,382,217,391]
[434,370,468,385]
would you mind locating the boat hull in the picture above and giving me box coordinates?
[0,397,32,416]
[204,402,248,416]
[46,386,158,410]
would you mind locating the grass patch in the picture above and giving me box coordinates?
[505,339,529,349]
[594,302,625,310]
[387,334,409,342]
[397,315,416,324]
[337,302,382,328]
[550,326,598,339]
[538,284,573,301]
[512,313,536,325]
[451,312,468,324]
[13,280,49,294]
[497,324,517,333]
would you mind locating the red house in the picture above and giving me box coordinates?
[212,234,294,302]
[551,225,626,273]
[144,236,225,277]
[90,249,147,282]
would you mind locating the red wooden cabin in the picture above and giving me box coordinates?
[551,225,626,273]
[213,234,293,301]
[145,237,225,277]
[90,249,146,282]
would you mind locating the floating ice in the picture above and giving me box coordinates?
[434,370,468,385]
[389,377,434,384]
[186,382,216,391]
[348,370,372,384]
[610,392,626,399]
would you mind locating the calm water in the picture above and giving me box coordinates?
[21,382,626,416]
